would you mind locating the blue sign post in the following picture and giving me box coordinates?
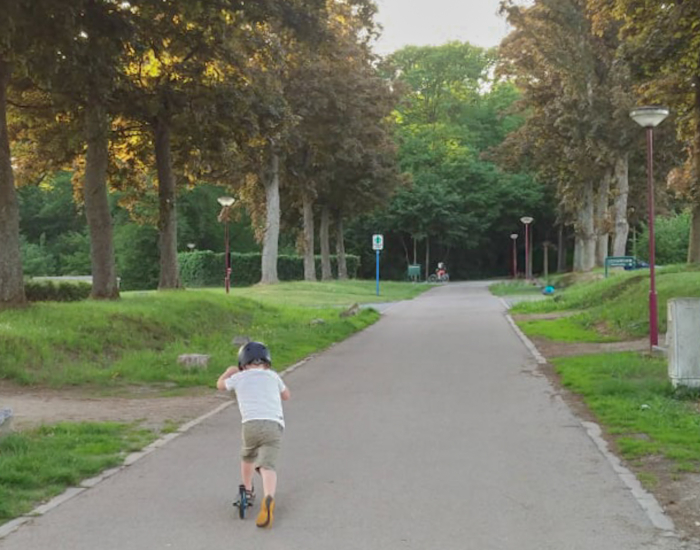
[375,250,380,296]
[372,234,384,297]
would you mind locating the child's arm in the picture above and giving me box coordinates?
[216,366,239,391]
[281,387,291,401]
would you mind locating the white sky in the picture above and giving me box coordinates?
[372,0,512,55]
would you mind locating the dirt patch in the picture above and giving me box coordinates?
[533,340,700,544]
[0,382,230,432]
[531,336,650,357]
[512,311,579,321]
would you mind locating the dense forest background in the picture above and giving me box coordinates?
[3,0,700,298]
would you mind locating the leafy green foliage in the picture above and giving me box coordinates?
[636,213,690,265]
[350,42,549,280]
[0,422,154,522]
[554,352,700,470]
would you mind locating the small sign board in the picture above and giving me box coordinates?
[604,256,636,278]
[372,234,384,251]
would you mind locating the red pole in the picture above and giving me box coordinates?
[225,223,230,294]
[525,224,530,280]
[647,127,658,348]
[512,239,518,278]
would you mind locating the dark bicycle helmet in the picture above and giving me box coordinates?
[237,341,272,370]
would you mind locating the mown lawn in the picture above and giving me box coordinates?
[0,281,428,387]
[0,422,154,523]
[554,352,700,482]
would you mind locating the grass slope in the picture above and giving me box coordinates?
[0,281,427,387]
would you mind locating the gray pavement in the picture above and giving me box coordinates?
[0,282,688,549]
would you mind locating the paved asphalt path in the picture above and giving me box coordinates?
[1,282,688,550]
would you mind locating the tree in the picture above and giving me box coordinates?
[498,0,641,270]
[588,0,700,262]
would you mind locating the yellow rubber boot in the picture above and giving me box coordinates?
[256,495,275,528]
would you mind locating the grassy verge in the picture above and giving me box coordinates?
[518,316,619,343]
[508,265,700,340]
[553,352,700,481]
[0,281,428,388]
[227,280,428,307]
[489,281,543,296]
[0,422,154,523]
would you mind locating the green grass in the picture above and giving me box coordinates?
[0,281,427,388]
[510,265,700,339]
[226,280,428,307]
[0,422,154,522]
[489,281,544,296]
[553,352,700,471]
[518,315,619,343]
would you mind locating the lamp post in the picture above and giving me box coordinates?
[187,243,195,252]
[510,234,518,279]
[520,217,534,280]
[630,106,669,350]
[217,196,236,294]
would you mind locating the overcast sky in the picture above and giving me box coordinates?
[372,0,512,55]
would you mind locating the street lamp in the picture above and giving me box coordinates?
[630,106,669,350]
[187,243,195,252]
[520,217,534,280]
[217,196,236,294]
[510,234,518,279]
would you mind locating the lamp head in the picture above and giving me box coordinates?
[520,216,534,225]
[510,233,518,240]
[217,196,235,207]
[630,106,669,128]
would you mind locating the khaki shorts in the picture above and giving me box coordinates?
[240,420,283,471]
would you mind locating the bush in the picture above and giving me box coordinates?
[25,280,91,302]
[637,212,690,265]
[179,252,361,287]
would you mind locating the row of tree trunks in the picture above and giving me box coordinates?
[319,206,333,281]
[688,82,700,264]
[0,59,25,307]
[261,150,281,284]
[612,154,630,257]
[154,117,181,290]
[595,170,611,267]
[335,215,348,280]
[574,180,597,272]
[302,189,316,281]
[84,99,119,299]
[572,153,630,271]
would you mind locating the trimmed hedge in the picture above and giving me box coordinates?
[178,251,360,287]
[25,280,91,302]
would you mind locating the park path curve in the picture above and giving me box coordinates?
[0,282,686,550]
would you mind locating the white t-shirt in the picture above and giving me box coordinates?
[225,368,286,428]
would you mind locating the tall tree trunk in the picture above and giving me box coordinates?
[301,189,315,281]
[261,150,280,284]
[688,81,700,263]
[612,154,630,257]
[0,60,25,307]
[319,205,332,281]
[154,117,180,289]
[688,204,700,263]
[557,224,567,272]
[424,237,430,280]
[84,99,119,299]
[335,214,348,280]
[595,170,611,266]
[574,181,596,272]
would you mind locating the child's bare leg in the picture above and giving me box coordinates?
[260,468,277,497]
[241,461,255,491]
